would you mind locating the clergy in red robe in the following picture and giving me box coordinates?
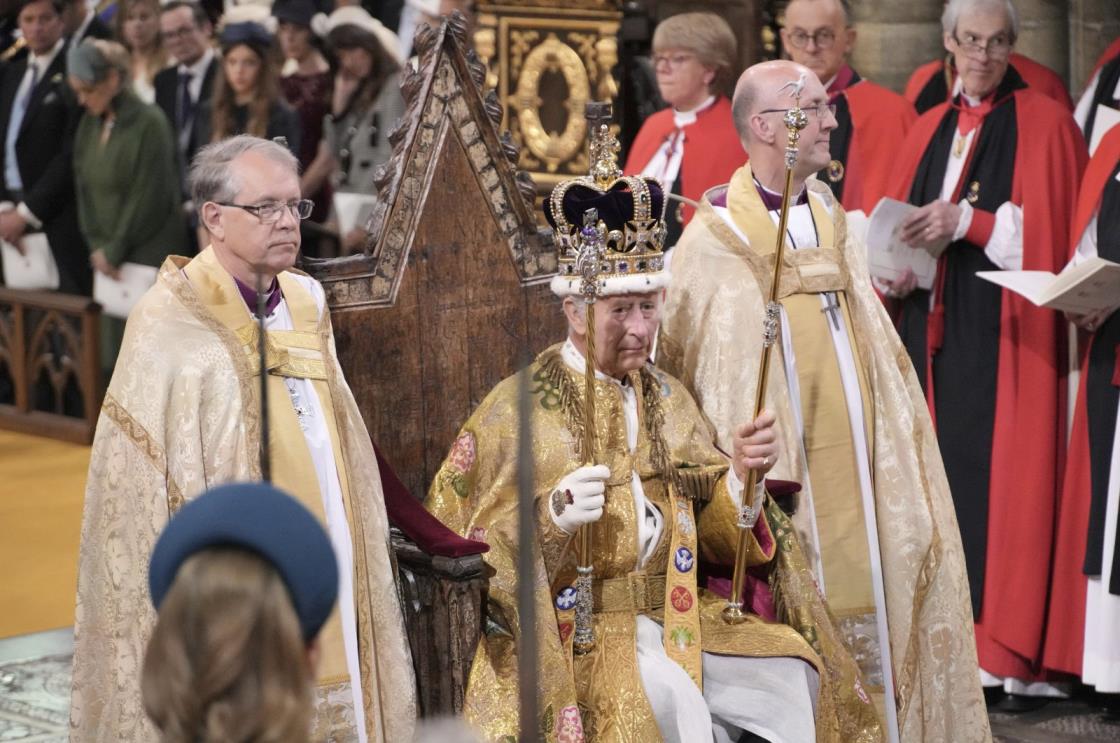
[885,0,1088,700]
[904,3,1072,114]
[1074,37,1120,145]
[1044,126,1120,692]
[624,11,745,246]
[780,0,917,213]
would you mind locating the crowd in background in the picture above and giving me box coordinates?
[0,0,471,371]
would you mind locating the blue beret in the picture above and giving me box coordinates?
[219,21,274,54]
[148,482,339,642]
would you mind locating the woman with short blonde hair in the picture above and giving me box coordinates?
[625,12,746,247]
[651,11,738,98]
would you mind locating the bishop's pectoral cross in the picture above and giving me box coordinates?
[821,292,842,331]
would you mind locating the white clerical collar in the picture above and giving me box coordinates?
[822,73,838,90]
[561,338,630,389]
[178,46,214,78]
[950,75,986,107]
[672,95,716,128]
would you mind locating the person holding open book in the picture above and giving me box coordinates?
[67,37,185,375]
[1043,125,1120,700]
[884,0,1087,709]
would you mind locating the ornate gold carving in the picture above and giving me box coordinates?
[514,34,591,173]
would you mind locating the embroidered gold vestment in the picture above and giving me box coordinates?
[425,345,883,742]
[659,170,991,742]
[70,248,416,742]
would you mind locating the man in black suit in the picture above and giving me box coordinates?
[154,0,215,197]
[61,0,110,43]
[0,0,88,294]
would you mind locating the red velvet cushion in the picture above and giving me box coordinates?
[374,444,489,558]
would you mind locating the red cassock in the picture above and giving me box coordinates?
[904,53,1074,114]
[1042,127,1120,676]
[834,78,918,213]
[888,85,1087,678]
[624,95,746,225]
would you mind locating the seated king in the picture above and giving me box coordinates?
[424,120,883,743]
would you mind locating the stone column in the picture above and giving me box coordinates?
[1069,0,1120,95]
[849,0,945,93]
[1014,0,1069,85]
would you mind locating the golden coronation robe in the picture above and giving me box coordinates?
[70,248,416,742]
[659,167,989,742]
[425,343,883,742]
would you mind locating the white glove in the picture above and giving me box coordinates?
[547,464,610,534]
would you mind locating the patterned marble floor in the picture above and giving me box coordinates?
[0,629,71,742]
[1,627,1118,742]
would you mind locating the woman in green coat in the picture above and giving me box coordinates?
[67,38,187,375]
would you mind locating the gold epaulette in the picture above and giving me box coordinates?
[1,36,26,62]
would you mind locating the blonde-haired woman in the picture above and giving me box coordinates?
[624,12,746,247]
[115,0,169,103]
[142,482,338,743]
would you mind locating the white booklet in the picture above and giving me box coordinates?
[333,191,378,237]
[976,256,1120,315]
[865,198,938,290]
[93,262,158,319]
[0,233,59,290]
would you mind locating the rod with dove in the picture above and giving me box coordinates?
[722,74,809,624]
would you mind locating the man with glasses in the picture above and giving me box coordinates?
[71,135,418,741]
[660,59,990,742]
[904,0,1072,114]
[887,0,1087,711]
[153,0,216,195]
[780,0,916,213]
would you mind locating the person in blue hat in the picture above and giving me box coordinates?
[141,482,339,743]
[192,19,300,156]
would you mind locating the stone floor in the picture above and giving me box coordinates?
[991,697,1120,742]
[1,628,1118,742]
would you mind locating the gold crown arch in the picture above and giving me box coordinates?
[473,0,621,199]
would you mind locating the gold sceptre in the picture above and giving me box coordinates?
[572,101,618,655]
[723,77,810,624]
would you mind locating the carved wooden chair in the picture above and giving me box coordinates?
[304,13,566,716]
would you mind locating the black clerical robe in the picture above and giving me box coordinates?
[889,66,1087,679]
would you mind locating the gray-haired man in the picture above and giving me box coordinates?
[71,136,416,742]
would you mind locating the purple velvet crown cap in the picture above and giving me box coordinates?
[544,177,667,233]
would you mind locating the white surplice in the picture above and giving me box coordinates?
[268,274,368,742]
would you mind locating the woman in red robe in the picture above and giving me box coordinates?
[623,11,745,247]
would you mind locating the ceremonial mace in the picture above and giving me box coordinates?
[722,77,809,624]
[571,101,617,655]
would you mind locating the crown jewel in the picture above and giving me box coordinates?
[546,102,669,298]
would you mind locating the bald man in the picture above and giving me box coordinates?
[780,0,916,213]
[659,60,990,743]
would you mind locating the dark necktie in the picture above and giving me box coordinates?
[177,70,194,132]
